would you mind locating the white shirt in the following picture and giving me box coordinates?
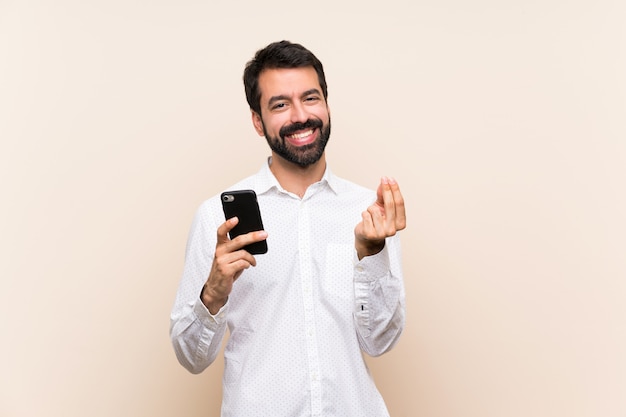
[170,160,406,417]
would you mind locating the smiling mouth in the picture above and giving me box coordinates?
[287,129,314,140]
[285,129,316,145]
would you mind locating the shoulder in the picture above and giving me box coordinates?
[193,173,258,220]
[329,173,376,202]
[202,171,260,207]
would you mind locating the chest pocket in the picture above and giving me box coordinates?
[322,243,355,309]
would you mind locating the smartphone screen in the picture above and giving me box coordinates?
[220,189,268,254]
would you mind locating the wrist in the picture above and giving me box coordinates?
[200,284,228,315]
[355,240,385,260]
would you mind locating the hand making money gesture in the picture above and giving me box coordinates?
[354,176,406,260]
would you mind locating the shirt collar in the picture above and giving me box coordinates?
[253,157,344,196]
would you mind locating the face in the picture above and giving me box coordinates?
[252,67,331,168]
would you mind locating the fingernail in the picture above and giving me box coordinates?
[381,176,389,184]
[389,177,397,185]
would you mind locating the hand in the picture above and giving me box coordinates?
[201,217,268,314]
[354,176,406,260]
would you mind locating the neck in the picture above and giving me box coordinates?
[269,154,326,198]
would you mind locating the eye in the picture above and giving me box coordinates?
[304,96,320,103]
[271,102,287,111]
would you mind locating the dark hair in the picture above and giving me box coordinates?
[243,40,328,115]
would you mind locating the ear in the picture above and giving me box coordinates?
[251,110,264,136]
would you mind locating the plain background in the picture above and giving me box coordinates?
[1,1,625,416]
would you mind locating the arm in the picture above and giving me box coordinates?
[353,177,407,356]
[169,293,229,374]
[353,237,405,356]
[170,204,267,373]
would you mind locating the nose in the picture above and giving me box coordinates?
[290,101,308,123]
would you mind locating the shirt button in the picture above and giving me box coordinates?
[355,265,364,272]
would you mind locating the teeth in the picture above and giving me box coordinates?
[288,129,313,139]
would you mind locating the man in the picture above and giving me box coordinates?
[170,40,406,417]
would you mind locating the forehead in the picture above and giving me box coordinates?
[257,67,321,102]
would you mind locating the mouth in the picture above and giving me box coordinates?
[284,128,317,146]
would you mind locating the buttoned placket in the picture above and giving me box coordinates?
[297,196,322,416]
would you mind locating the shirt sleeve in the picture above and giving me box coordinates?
[170,202,228,374]
[353,234,406,357]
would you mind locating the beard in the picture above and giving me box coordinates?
[262,117,331,168]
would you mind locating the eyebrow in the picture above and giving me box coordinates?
[267,88,322,107]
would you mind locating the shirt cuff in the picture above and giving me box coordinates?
[193,297,229,329]
[353,244,390,282]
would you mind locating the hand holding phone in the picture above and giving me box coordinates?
[221,189,268,254]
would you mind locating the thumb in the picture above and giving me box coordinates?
[374,178,386,214]
[217,216,239,244]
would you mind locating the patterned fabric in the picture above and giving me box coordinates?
[171,159,405,417]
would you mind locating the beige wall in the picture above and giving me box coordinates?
[1,1,625,416]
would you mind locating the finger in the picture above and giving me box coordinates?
[367,205,387,237]
[231,257,256,272]
[355,210,373,242]
[224,249,258,268]
[216,217,239,245]
[375,180,384,205]
[388,178,406,230]
[228,230,268,252]
[361,209,375,235]
[374,178,386,215]
[213,249,257,281]
[380,177,398,233]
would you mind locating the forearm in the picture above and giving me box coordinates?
[170,202,228,372]
[353,237,406,356]
[170,298,228,374]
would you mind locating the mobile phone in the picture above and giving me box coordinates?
[220,189,268,254]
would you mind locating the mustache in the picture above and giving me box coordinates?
[279,119,323,138]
